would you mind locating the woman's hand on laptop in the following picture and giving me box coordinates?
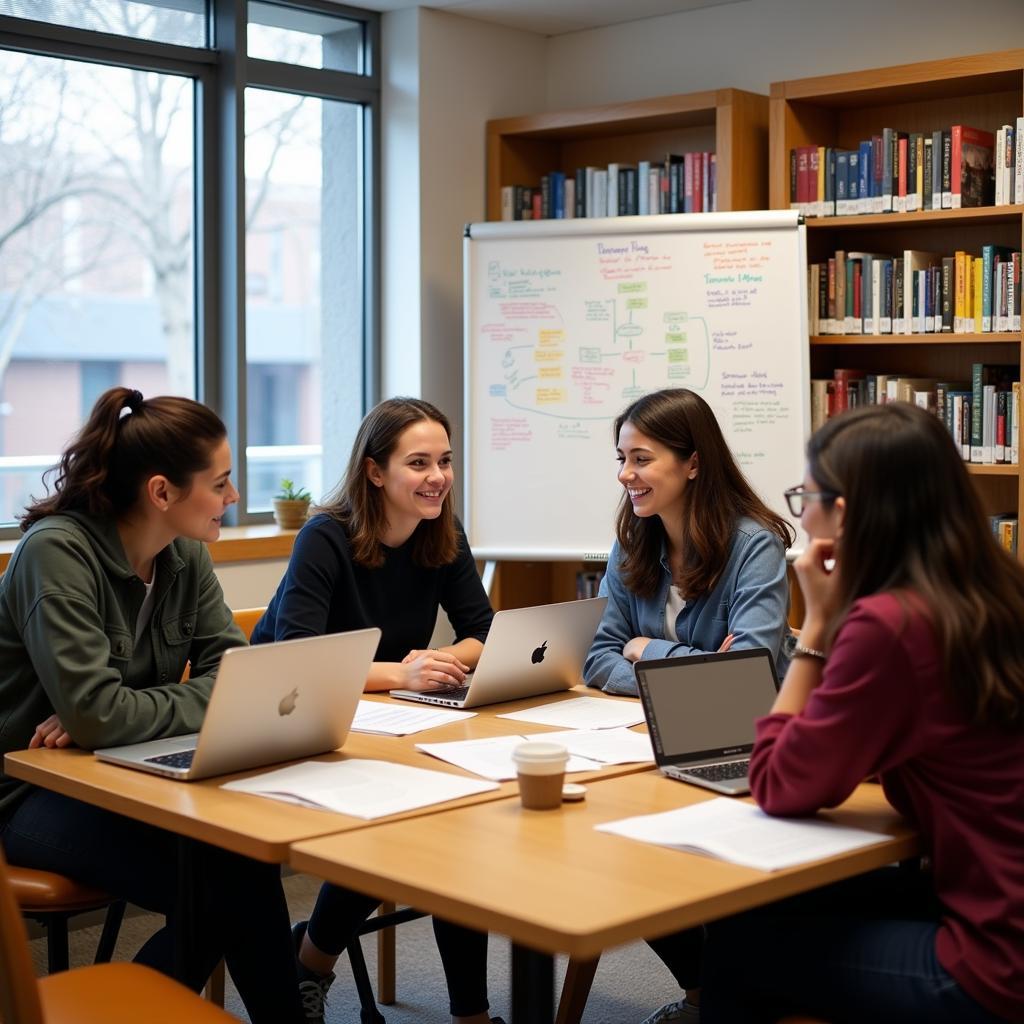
[29,714,76,749]
[400,648,471,691]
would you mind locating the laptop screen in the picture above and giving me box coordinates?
[634,650,779,764]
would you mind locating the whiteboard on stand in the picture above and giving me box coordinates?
[464,211,808,561]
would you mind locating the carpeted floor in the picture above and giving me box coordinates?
[26,870,689,1023]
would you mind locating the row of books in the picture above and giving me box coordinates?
[499,152,719,221]
[575,570,605,600]
[811,366,1021,467]
[790,119,1024,217]
[808,247,1023,336]
[990,514,1019,556]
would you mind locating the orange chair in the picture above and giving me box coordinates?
[0,843,241,1024]
[10,868,125,975]
[231,607,265,641]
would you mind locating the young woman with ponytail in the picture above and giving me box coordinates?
[0,387,303,1023]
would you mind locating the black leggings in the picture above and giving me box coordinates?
[307,881,490,1016]
[1,788,302,1024]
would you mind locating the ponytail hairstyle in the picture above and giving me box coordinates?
[614,388,795,599]
[21,387,227,531]
[807,401,1024,730]
[316,397,458,569]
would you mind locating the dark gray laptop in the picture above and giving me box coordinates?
[390,597,606,709]
[95,628,380,780]
[634,648,780,795]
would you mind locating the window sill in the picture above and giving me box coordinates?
[0,525,298,574]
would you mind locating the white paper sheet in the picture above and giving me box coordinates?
[351,701,476,735]
[415,734,602,781]
[496,696,646,730]
[222,759,498,819]
[538,728,654,765]
[595,797,891,871]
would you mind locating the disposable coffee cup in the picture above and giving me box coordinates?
[512,741,569,810]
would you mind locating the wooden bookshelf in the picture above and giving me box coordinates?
[486,87,769,222]
[484,89,770,608]
[770,49,1024,558]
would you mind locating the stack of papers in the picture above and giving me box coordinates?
[352,700,475,735]
[222,759,498,819]
[497,696,646,730]
[415,728,653,781]
[595,797,891,872]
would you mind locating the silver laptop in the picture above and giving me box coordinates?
[634,648,780,795]
[389,597,606,709]
[95,628,380,780]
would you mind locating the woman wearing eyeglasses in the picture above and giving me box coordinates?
[583,388,795,698]
[701,402,1024,1024]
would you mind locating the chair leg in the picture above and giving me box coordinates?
[376,900,396,1005]
[555,955,600,1024]
[205,959,226,1006]
[93,899,126,964]
[347,935,386,1024]
[45,913,72,974]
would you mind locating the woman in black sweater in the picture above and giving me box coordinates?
[253,397,500,1024]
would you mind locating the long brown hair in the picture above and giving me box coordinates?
[614,388,794,599]
[21,387,227,531]
[808,402,1024,730]
[316,397,458,569]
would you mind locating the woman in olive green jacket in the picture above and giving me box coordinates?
[0,386,302,1024]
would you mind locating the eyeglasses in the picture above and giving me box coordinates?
[783,485,838,518]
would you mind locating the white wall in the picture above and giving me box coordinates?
[381,8,547,492]
[545,0,1024,106]
[214,560,288,612]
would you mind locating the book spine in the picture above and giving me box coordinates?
[942,130,952,208]
[995,128,1006,206]
[971,362,984,462]
[896,137,908,213]
[941,257,954,332]
[1016,116,1024,204]
[982,244,994,332]
[881,128,894,213]
[858,140,871,215]
[1013,251,1021,331]
[880,259,893,334]
[931,129,943,210]
[922,136,933,210]
[893,256,904,333]
[637,160,651,216]
[1012,381,1021,464]
[906,133,920,212]
[951,125,963,209]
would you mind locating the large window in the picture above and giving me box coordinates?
[0,0,378,528]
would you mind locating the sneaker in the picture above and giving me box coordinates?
[640,999,700,1024]
[292,921,336,1024]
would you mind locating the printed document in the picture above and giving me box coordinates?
[222,759,498,819]
[497,696,646,730]
[595,797,891,871]
[352,701,475,735]
[415,734,602,781]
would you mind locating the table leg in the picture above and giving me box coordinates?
[174,835,201,984]
[511,943,554,1024]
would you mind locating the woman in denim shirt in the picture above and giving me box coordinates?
[584,388,794,698]
[583,388,795,1024]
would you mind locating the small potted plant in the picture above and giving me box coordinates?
[272,478,311,529]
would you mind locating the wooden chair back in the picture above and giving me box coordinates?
[0,845,45,1024]
[231,607,266,641]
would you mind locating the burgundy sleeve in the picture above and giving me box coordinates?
[750,599,927,816]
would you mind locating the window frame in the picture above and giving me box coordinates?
[0,0,380,533]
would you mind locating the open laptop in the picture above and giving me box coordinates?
[94,627,381,780]
[389,597,606,709]
[634,648,780,795]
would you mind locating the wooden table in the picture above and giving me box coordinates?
[3,686,652,988]
[291,770,919,1024]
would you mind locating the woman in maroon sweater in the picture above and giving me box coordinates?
[701,402,1024,1024]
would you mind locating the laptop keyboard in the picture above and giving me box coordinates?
[670,760,749,782]
[143,749,196,769]
[427,684,469,702]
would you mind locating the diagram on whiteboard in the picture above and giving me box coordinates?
[466,217,809,557]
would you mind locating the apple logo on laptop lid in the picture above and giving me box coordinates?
[531,641,547,665]
[278,688,299,716]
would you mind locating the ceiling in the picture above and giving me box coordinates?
[337,0,747,37]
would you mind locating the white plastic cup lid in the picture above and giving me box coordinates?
[512,741,569,764]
